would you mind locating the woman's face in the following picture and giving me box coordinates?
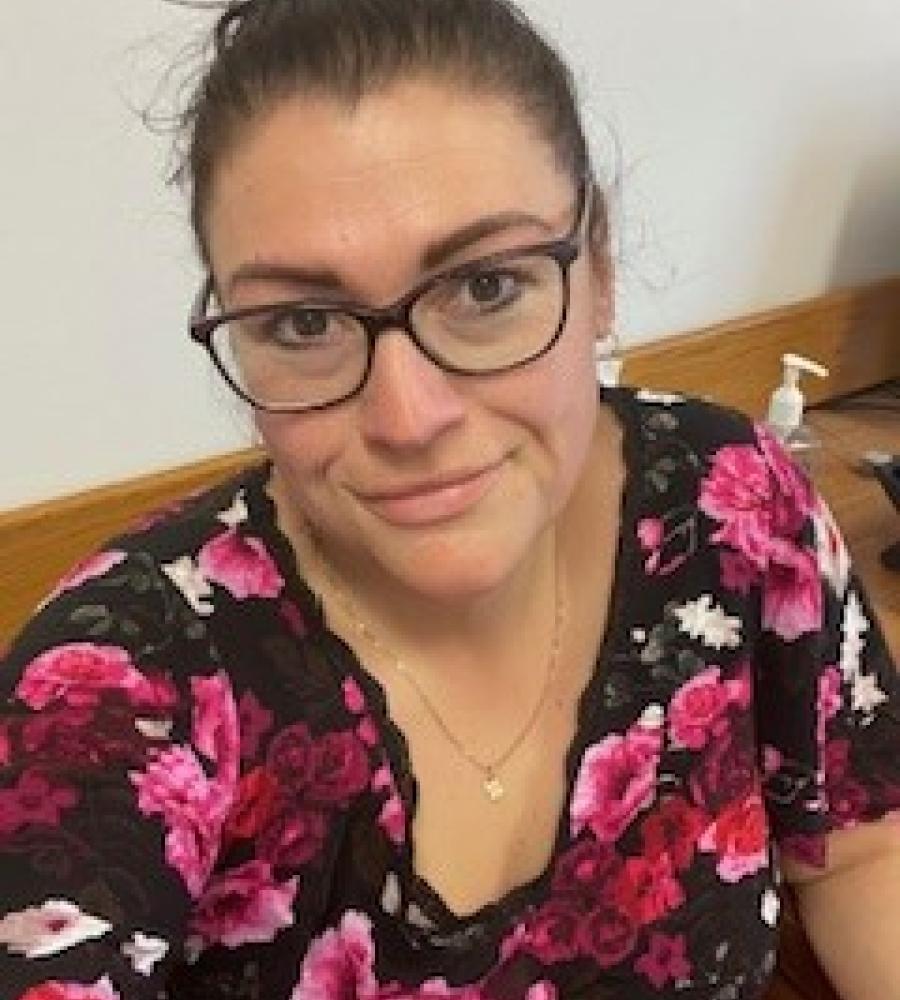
[205,78,611,603]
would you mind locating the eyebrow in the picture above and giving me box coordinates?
[225,209,557,298]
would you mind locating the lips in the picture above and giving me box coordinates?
[356,461,505,526]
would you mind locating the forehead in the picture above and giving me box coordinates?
[205,78,570,283]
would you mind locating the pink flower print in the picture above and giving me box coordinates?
[238,690,274,761]
[307,730,371,806]
[761,544,822,642]
[699,443,775,569]
[551,840,622,907]
[18,979,121,1000]
[761,744,783,778]
[755,425,816,533]
[0,768,79,837]
[198,529,284,600]
[636,516,689,576]
[816,667,843,746]
[280,598,308,637]
[0,724,9,766]
[571,722,662,843]
[635,932,692,989]
[780,833,828,868]
[48,551,127,600]
[699,793,768,882]
[689,732,758,812]
[22,705,148,770]
[719,550,760,595]
[192,673,240,783]
[15,644,147,710]
[0,899,111,958]
[637,517,664,574]
[267,722,317,789]
[517,898,582,963]
[611,853,685,926]
[668,667,733,751]
[826,776,870,826]
[370,764,406,844]
[820,741,870,824]
[356,716,380,747]
[524,985,558,1000]
[190,860,297,950]
[130,671,179,711]
[576,902,638,969]
[292,910,378,1000]
[222,766,278,846]
[378,793,406,846]
[700,430,821,641]
[639,796,707,872]
[343,678,367,715]
[130,745,232,898]
[257,803,329,868]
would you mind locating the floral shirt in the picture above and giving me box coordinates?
[1,387,898,1000]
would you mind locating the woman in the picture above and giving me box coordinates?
[1,1,897,998]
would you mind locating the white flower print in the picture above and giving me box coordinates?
[673,594,742,650]
[839,590,869,683]
[760,888,780,927]
[217,489,249,528]
[637,389,686,406]
[380,870,401,915]
[162,556,214,616]
[850,672,888,715]
[135,718,174,741]
[638,703,665,730]
[813,500,850,599]
[0,899,112,958]
[121,930,170,976]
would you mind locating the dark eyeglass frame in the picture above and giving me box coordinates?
[189,176,592,413]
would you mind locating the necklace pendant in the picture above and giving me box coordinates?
[483,773,505,802]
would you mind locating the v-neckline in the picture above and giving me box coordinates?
[251,386,645,933]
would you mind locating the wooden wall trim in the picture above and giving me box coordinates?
[623,275,900,417]
[0,449,261,642]
[2,275,899,641]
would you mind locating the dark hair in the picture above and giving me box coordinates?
[174,0,605,266]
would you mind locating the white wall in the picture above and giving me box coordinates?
[2,0,899,509]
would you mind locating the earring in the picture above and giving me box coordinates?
[594,332,622,388]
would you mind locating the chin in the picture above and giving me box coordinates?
[379,525,538,602]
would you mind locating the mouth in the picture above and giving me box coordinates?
[356,460,506,526]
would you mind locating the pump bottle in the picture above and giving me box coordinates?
[766,353,829,469]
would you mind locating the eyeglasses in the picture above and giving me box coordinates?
[189,178,591,413]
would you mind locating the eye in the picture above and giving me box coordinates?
[274,308,330,344]
[454,269,524,313]
[249,307,340,347]
[466,272,514,304]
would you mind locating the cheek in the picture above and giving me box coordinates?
[253,411,346,489]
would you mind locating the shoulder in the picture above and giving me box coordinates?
[613,385,758,455]
[3,462,279,674]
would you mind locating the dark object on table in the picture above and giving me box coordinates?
[873,457,900,571]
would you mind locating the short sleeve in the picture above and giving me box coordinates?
[749,435,900,865]
[0,547,235,999]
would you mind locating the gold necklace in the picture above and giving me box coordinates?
[306,533,566,803]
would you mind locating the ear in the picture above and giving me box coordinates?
[588,246,614,335]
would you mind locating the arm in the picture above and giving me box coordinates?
[783,818,900,1000]
[0,549,228,999]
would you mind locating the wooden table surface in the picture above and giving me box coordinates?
[807,404,898,660]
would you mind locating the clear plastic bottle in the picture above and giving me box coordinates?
[766,353,830,471]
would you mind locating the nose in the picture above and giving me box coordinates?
[357,330,467,450]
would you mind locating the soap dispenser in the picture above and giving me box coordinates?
[766,353,829,468]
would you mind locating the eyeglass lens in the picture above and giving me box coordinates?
[211,252,565,410]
